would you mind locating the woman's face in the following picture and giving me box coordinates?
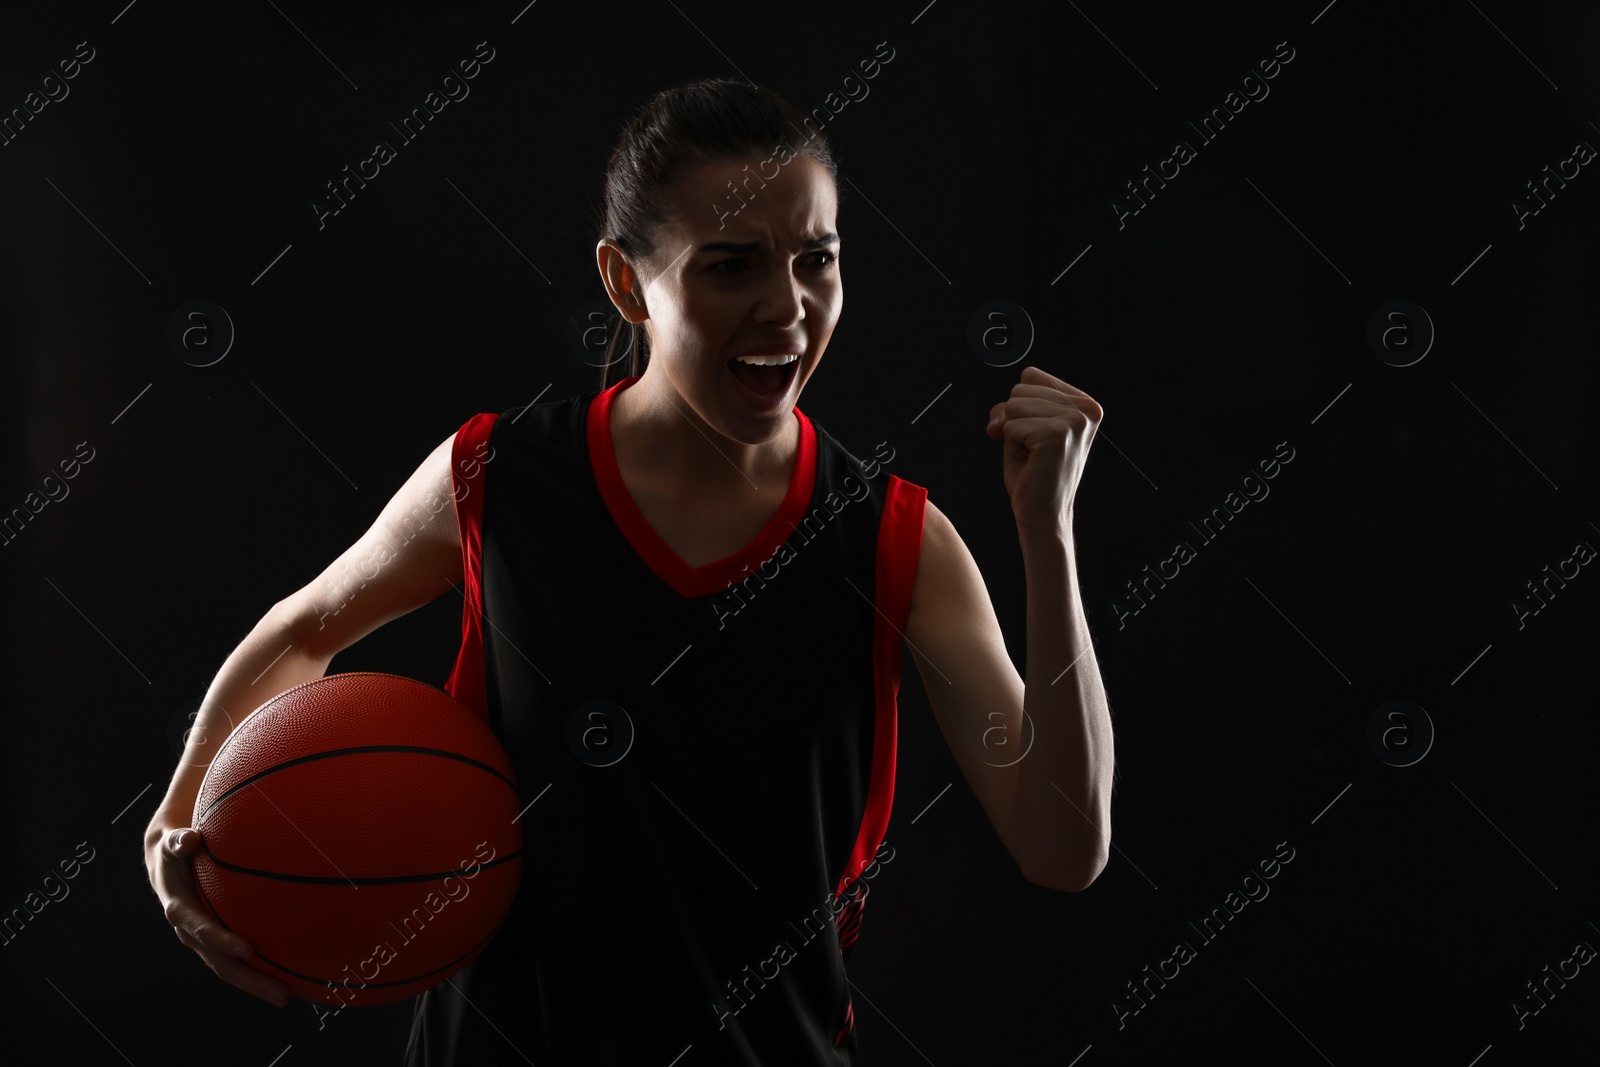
[618,153,842,443]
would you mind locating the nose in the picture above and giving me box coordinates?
[755,265,806,330]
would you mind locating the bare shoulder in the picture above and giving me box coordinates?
[908,498,981,615]
[905,496,1008,659]
[390,431,463,553]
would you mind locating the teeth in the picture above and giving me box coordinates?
[733,353,798,366]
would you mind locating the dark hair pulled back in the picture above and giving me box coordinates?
[595,78,840,389]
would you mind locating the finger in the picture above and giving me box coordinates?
[159,834,255,961]
[986,402,1008,439]
[1018,365,1095,399]
[998,418,1080,462]
[173,926,291,1006]
[1000,397,1098,424]
[1007,381,1101,412]
[161,887,258,969]
[154,830,289,1006]
[990,403,1091,438]
[1008,386,1103,422]
[166,826,201,857]
[1007,383,1073,400]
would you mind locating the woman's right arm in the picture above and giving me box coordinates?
[143,429,467,1007]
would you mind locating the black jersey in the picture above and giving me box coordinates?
[405,376,927,1066]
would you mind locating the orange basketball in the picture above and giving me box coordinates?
[190,672,523,1008]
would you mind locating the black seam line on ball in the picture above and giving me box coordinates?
[197,745,518,823]
[251,924,503,990]
[193,851,505,991]
[193,873,507,989]
[198,842,525,884]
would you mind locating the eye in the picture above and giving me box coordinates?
[707,250,838,274]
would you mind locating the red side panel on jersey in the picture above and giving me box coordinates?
[443,412,499,724]
[832,473,926,1046]
[834,475,927,935]
[835,998,855,1048]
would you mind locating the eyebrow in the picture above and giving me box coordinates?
[698,231,839,254]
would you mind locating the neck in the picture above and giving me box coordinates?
[610,369,797,497]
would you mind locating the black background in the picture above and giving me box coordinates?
[2,1,1597,1063]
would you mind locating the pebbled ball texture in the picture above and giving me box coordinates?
[191,672,524,1006]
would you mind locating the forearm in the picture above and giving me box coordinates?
[145,603,332,845]
[1014,518,1115,889]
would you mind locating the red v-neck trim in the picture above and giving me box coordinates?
[587,375,818,599]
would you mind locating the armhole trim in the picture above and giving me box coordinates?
[443,412,499,724]
[832,474,927,961]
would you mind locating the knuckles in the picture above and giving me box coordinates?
[1002,388,1102,418]
[1001,397,1102,432]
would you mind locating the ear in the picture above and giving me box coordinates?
[596,239,649,323]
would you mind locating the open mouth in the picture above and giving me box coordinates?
[727,355,799,399]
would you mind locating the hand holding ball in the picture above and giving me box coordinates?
[190,673,523,1007]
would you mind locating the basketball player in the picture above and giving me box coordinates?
[143,79,1114,1065]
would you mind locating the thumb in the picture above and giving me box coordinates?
[167,827,202,856]
[987,403,1006,438]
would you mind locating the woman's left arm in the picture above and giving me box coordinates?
[902,366,1114,892]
